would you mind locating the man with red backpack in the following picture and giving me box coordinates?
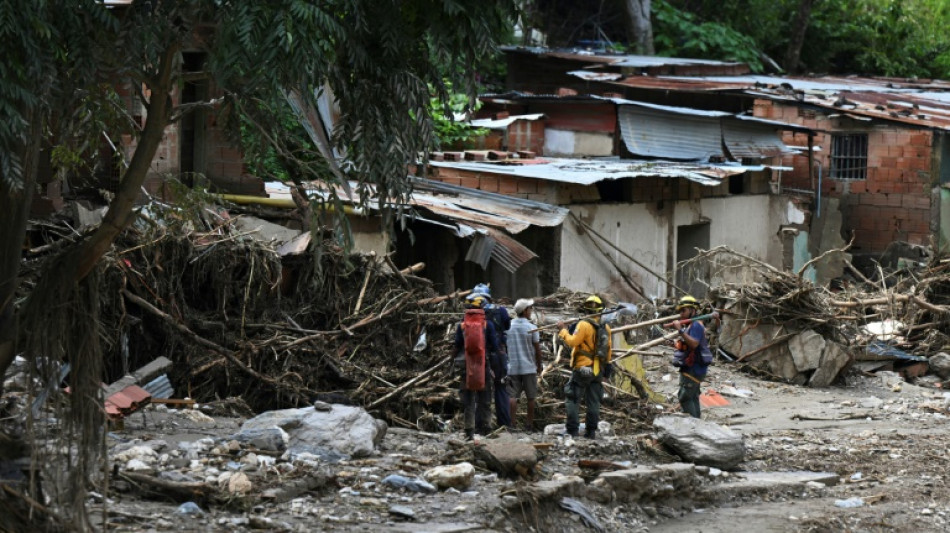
[470,284,513,429]
[667,295,716,419]
[454,294,500,440]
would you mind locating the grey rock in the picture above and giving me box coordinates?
[229,427,288,453]
[388,505,416,520]
[238,404,386,458]
[653,416,745,470]
[423,462,475,490]
[788,330,825,372]
[473,439,538,478]
[929,352,950,379]
[809,341,850,387]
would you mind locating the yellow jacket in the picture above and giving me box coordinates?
[559,318,612,375]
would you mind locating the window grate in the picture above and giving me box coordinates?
[830,133,868,180]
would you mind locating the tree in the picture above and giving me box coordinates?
[0,0,516,526]
[783,0,816,73]
[624,0,655,55]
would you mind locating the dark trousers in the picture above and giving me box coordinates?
[494,379,511,428]
[678,373,702,418]
[461,364,493,434]
[565,370,602,436]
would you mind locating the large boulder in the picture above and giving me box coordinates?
[237,404,387,459]
[653,415,745,470]
[474,439,538,478]
[929,352,950,379]
[424,462,475,490]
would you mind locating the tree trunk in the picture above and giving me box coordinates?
[783,0,815,73]
[624,0,654,55]
[0,113,42,398]
[73,42,180,281]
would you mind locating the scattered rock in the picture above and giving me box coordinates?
[423,462,475,490]
[388,504,416,520]
[228,472,253,494]
[238,404,386,458]
[653,415,745,469]
[473,439,538,477]
[229,427,289,453]
[929,353,950,379]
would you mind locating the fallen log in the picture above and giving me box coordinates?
[118,471,214,503]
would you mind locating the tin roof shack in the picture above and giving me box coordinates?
[426,153,807,301]
[560,67,950,264]
[246,178,570,298]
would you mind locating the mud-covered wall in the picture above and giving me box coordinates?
[559,194,785,299]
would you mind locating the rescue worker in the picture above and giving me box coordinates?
[556,295,611,439]
[471,283,513,429]
[506,298,543,431]
[667,295,715,419]
[454,294,499,439]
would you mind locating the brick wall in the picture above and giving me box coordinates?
[428,166,559,203]
[756,99,934,253]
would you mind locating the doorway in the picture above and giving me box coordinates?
[676,223,710,298]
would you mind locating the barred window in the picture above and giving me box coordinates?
[830,133,868,180]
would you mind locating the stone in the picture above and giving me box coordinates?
[238,404,386,458]
[929,353,950,379]
[809,341,850,387]
[229,427,289,453]
[653,415,745,470]
[524,475,584,500]
[114,446,159,464]
[228,472,252,494]
[788,330,825,372]
[473,439,538,477]
[124,459,154,473]
[178,410,215,424]
[423,462,475,490]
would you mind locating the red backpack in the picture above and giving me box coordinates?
[462,309,487,390]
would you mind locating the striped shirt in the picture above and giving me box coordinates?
[506,317,540,375]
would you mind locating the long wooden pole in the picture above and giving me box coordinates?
[571,213,687,295]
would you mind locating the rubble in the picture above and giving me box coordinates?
[653,416,746,470]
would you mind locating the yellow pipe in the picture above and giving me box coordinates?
[218,194,363,214]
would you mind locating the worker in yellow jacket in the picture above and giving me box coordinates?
[556,295,611,439]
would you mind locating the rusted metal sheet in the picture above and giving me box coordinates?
[618,105,723,160]
[722,120,795,159]
[410,177,568,229]
[468,225,537,272]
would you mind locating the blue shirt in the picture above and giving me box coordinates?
[506,317,540,375]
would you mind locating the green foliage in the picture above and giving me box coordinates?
[429,84,488,150]
[653,0,764,71]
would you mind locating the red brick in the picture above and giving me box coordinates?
[459,177,479,189]
[910,133,930,146]
[517,179,538,194]
[480,176,499,192]
[498,177,518,194]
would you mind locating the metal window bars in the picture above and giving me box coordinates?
[830,133,868,180]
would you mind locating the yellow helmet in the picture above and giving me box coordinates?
[466,295,486,309]
[676,295,700,311]
[583,294,604,312]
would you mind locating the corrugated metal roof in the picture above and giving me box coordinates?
[428,157,767,187]
[469,114,545,130]
[580,71,950,130]
[722,121,795,159]
[409,176,569,230]
[618,105,723,160]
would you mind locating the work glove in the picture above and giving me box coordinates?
[578,366,593,378]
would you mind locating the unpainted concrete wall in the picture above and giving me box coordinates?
[560,195,786,299]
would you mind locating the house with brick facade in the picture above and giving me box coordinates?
[498,47,950,271]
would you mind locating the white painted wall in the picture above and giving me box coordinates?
[544,129,613,157]
[559,194,792,300]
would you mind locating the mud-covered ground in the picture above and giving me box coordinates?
[94,359,950,533]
